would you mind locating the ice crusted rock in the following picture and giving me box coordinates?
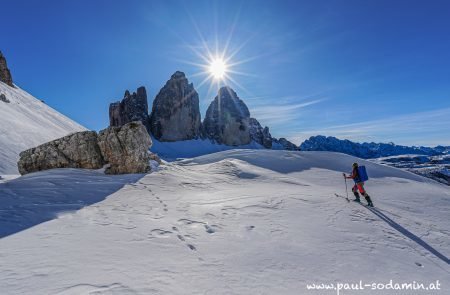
[18,131,104,175]
[109,87,150,131]
[149,71,202,141]
[0,51,14,87]
[203,86,251,146]
[249,118,273,149]
[98,121,153,174]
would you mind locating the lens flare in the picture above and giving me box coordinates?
[209,58,227,79]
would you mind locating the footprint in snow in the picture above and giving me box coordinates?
[204,224,216,234]
[150,229,172,237]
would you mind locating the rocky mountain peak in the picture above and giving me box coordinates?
[109,86,150,131]
[149,71,201,141]
[0,51,14,87]
[171,71,186,79]
[249,118,273,149]
[203,86,252,146]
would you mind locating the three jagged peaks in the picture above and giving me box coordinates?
[108,71,298,150]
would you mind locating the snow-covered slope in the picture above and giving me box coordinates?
[0,150,449,294]
[150,136,265,160]
[0,82,86,174]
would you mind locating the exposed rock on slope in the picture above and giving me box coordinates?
[203,86,251,146]
[0,51,14,87]
[109,87,150,130]
[18,131,104,175]
[0,93,10,103]
[98,122,152,174]
[273,138,299,151]
[150,71,201,141]
[18,122,153,175]
[249,118,273,149]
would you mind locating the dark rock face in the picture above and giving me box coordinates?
[273,138,299,151]
[18,131,104,175]
[249,118,273,149]
[203,86,251,146]
[150,71,201,141]
[0,93,10,103]
[0,51,14,87]
[109,87,150,131]
[98,121,153,174]
[18,122,154,175]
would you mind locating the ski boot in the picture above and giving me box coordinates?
[353,192,361,203]
[365,195,374,207]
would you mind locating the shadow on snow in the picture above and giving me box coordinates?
[366,206,449,265]
[0,168,144,238]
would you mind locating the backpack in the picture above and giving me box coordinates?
[357,165,369,182]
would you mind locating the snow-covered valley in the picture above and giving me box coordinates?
[1,150,449,294]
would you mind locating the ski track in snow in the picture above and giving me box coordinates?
[0,150,449,294]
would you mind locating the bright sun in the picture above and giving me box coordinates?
[209,58,227,80]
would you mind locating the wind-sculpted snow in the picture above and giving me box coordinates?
[183,150,428,182]
[0,150,448,294]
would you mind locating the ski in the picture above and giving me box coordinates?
[335,193,375,207]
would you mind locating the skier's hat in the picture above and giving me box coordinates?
[352,162,358,167]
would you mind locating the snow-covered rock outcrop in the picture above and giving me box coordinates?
[149,71,202,141]
[0,81,86,175]
[249,118,273,149]
[203,86,252,146]
[273,137,299,151]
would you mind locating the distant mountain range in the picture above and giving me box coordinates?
[300,135,449,159]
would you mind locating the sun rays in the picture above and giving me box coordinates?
[208,58,227,80]
[167,4,258,101]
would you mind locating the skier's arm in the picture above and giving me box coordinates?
[343,170,356,179]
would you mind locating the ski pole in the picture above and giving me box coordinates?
[344,175,349,199]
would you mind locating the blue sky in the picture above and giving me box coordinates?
[2,0,450,146]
